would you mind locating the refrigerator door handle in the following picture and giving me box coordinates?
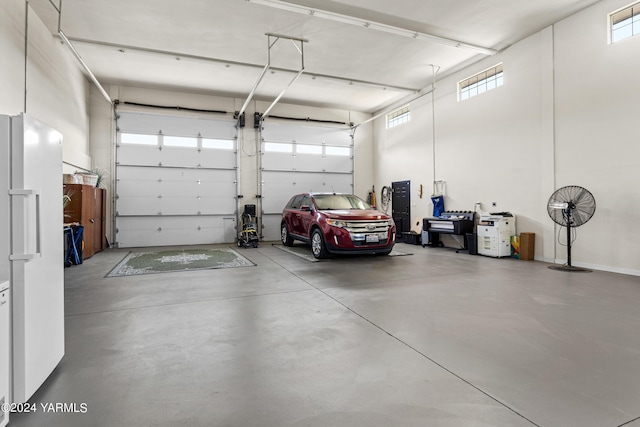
[8,189,42,261]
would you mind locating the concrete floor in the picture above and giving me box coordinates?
[9,242,640,427]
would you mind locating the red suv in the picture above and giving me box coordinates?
[281,193,396,258]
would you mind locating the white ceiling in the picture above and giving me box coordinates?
[30,0,601,113]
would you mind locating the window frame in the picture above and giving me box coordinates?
[458,64,504,101]
[386,105,411,129]
[609,2,640,43]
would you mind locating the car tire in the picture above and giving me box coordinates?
[310,229,329,259]
[281,223,294,246]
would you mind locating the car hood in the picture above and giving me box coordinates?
[320,209,391,221]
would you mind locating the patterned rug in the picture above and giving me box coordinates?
[106,247,255,277]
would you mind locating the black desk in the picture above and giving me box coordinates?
[422,212,475,250]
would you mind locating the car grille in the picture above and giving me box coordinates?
[344,220,391,234]
[344,220,392,245]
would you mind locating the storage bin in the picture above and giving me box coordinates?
[520,232,535,260]
[466,233,477,255]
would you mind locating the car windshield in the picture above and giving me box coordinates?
[313,194,371,210]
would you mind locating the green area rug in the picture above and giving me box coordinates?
[272,243,412,262]
[106,247,254,277]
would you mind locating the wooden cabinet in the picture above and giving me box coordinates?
[63,184,106,259]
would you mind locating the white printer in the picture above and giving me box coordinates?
[477,212,516,258]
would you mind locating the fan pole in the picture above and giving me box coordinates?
[566,210,572,267]
[549,205,592,272]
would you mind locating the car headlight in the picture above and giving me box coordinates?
[326,218,347,228]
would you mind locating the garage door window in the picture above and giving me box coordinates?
[164,136,197,148]
[202,138,234,150]
[325,146,350,156]
[265,142,293,153]
[296,144,323,155]
[121,133,157,145]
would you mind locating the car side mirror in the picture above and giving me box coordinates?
[300,205,311,212]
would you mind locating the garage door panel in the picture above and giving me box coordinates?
[197,198,235,213]
[159,197,203,215]
[117,168,235,209]
[117,197,161,216]
[117,194,235,216]
[116,179,160,197]
[160,197,235,215]
[261,171,352,213]
[198,149,236,168]
[262,152,294,170]
[116,216,236,248]
[262,153,352,174]
[155,147,236,169]
[118,112,236,140]
[118,145,161,166]
[290,173,351,195]
[118,166,234,181]
[293,154,323,171]
[261,171,298,213]
[262,213,282,242]
[322,175,353,193]
[159,147,201,167]
[158,178,235,197]
[322,156,352,173]
[262,123,351,146]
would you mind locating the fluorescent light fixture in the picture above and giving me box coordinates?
[245,0,497,56]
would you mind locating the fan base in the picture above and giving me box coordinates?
[548,265,592,273]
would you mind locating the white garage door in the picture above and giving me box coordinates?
[116,112,237,248]
[260,122,353,241]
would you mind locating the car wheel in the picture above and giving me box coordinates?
[311,229,328,259]
[281,223,294,246]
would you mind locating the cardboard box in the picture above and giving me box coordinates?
[520,232,535,260]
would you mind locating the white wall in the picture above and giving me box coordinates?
[0,0,92,173]
[0,0,26,115]
[374,0,640,275]
[553,0,640,274]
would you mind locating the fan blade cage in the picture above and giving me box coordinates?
[547,185,596,227]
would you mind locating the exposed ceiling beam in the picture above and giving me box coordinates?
[245,0,498,56]
[64,37,420,95]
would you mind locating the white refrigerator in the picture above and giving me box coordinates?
[0,114,65,417]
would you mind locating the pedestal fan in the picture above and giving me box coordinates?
[547,185,596,272]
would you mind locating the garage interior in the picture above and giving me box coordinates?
[2,0,640,426]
